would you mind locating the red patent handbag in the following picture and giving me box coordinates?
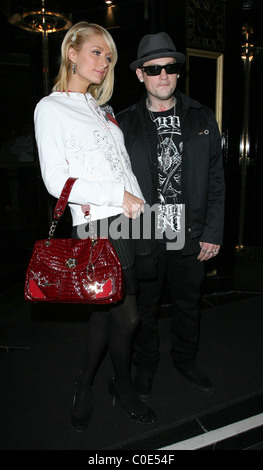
[24,178,124,304]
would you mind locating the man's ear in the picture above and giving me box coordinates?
[136,68,144,83]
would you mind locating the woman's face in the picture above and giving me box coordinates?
[68,34,112,88]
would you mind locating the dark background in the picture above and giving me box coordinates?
[0,0,262,294]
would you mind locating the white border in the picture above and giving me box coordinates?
[158,413,263,450]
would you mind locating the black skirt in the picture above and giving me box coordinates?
[72,214,157,295]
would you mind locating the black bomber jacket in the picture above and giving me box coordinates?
[117,89,225,247]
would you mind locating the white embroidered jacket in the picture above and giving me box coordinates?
[34,91,144,226]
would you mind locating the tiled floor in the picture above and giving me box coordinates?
[1,252,263,450]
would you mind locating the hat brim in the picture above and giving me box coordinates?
[130,51,186,71]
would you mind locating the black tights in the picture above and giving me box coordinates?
[73,294,149,416]
[81,294,139,386]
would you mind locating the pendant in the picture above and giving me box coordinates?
[162,148,170,166]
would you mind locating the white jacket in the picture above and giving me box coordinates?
[34,91,144,226]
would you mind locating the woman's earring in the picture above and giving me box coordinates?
[72,63,76,75]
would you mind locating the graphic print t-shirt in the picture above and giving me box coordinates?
[151,108,183,241]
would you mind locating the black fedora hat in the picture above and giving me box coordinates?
[130,32,186,71]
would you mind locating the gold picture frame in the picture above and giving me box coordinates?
[185,48,224,133]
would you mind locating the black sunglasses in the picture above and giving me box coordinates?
[140,63,180,76]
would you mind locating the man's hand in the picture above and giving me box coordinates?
[198,241,220,261]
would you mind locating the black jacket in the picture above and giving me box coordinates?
[117,89,225,248]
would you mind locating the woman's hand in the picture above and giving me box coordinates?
[122,190,144,219]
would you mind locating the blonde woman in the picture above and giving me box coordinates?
[34,22,156,431]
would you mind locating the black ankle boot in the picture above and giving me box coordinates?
[71,373,93,431]
[174,363,213,394]
[108,377,157,424]
[134,371,153,401]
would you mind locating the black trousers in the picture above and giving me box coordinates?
[133,244,205,372]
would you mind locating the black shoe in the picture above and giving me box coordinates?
[134,371,154,402]
[108,377,157,424]
[71,373,93,432]
[174,363,213,394]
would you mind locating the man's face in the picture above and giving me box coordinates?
[136,57,179,103]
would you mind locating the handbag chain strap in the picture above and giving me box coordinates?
[48,220,59,239]
[49,177,98,240]
[48,177,78,239]
[47,177,99,281]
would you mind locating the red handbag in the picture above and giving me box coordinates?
[24,178,124,304]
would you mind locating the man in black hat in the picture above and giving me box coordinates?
[117,32,225,400]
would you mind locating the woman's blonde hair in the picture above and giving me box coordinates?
[53,22,118,105]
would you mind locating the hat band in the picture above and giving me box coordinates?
[139,47,176,60]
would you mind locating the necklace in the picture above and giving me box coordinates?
[146,98,177,167]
